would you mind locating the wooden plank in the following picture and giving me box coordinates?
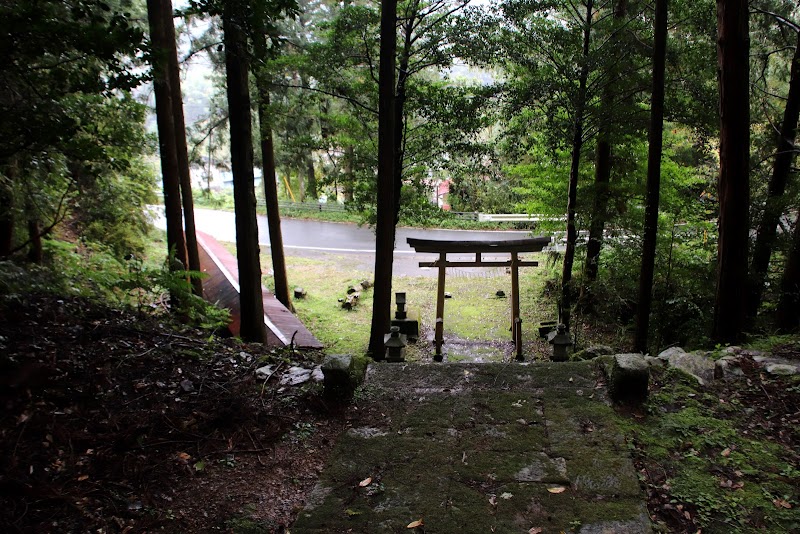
[407,237,550,254]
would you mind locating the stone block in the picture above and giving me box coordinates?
[391,308,419,341]
[657,346,685,360]
[609,354,649,403]
[322,354,354,399]
[666,351,715,385]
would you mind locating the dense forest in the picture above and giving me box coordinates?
[2,2,800,533]
[3,0,800,352]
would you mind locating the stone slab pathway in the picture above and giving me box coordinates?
[293,361,651,533]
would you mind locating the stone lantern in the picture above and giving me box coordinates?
[547,324,573,362]
[384,326,408,362]
[395,292,407,319]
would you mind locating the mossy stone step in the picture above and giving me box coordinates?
[293,361,651,534]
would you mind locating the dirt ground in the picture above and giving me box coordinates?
[0,295,347,533]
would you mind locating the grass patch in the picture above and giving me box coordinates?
[617,367,800,533]
[250,250,559,358]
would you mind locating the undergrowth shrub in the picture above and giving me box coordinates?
[0,238,229,331]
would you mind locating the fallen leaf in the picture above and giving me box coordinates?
[345,508,362,517]
[77,475,89,481]
[193,460,206,472]
[500,492,513,500]
[407,518,424,528]
[721,448,731,457]
[359,477,372,487]
[489,495,497,506]
[773,499,792,509]
[529,528,543,534]
[547,486,566,494]
[177,452,191,461]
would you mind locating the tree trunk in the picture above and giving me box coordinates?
[146,0,187,277]
[748,30,800,316]
[713,0,750,344]
[253,31,293,312]
[343,146,354,203]
[0,159,16,257]
[296,164,305,202]
[584,137,611,285]
[26,195,42,263]
[560,0,593,332]
[305,155,317,201]
[633,0,668,354]
[162,0,202,296]
[583,0,627,289]
[368,0,397,358]
[393,8,414,230]
[223,1,267,343]
[776,218,800,330]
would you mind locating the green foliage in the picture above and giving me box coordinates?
[117,254,230,330]
[0,0,146,161]
[621,366,800,532]
[0,237,230,331]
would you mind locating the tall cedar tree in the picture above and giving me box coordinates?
[583,0,628,288]
[634,0,669,353]
[253,27,293,311]
[560,0,594,332]
[749,29,800,316]
[223,0,268,343]
[163,0,202,296]
[368,0,398,358]
[713,0,750,344]
[147,0,188,275]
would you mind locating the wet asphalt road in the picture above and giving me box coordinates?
[156,208,543,276]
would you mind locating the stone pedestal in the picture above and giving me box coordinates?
[608,354,649,403]
[322,354,354,399]
[391,309,419,342]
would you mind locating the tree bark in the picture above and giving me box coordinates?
[713,0,750,344]
[583,0,627,288]
[0,159,16,257]
[633,0,668,354]
[343,146,354,202]
[584,137,611,285]
[368,0,397,358]
[305,155,317,201]
[146,0,187,276]
[560,0,593,332]
[26,214,42,263]
[252,30,293,311]
[748,30,800,316]
[223,1,267,343]
[393,5,415,230]
[776,217,800,330]
[162,0,202,296]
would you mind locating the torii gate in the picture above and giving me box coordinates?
[407,237,551,361]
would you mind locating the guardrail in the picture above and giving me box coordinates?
[477,213,567,223]
[253,201,562,224]
[256,199,348,213]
